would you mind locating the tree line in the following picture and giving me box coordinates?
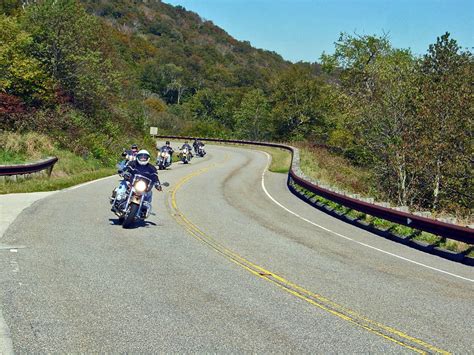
[320,33,472,215]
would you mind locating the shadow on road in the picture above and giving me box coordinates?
[108,218,157,229]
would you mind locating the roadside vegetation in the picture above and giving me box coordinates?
[298,144,377,198]
[264,147,292,174]
[0,132,116,193]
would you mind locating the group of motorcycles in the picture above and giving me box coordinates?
[110,141,206,228]
[156,142,206,170]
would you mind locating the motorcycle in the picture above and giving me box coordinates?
[111,173,165,228]
[196,145,206,157]
[156,150,171,170]
[179,147,192,164]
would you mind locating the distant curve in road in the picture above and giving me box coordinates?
[0,144,472,352]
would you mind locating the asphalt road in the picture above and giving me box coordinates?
[0,144,472,353]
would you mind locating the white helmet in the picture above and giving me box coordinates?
[136,149,150,166]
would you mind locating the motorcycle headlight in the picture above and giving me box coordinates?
[135,180,147,192]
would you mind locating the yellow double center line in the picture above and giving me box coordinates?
[169,162,449,354]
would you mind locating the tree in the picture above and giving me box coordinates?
[0,0,22,15]
[141,63,190,104]
[25,0,119,113]
[234,89,271,140]
[0,14,51,106]
[360,49,421,205]
[321,32,392,99]
[183,87,237,130]
[321,33,423,205]
[417,33,473,210]
[270,66,333,141]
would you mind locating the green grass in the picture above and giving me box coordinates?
[0,168,116,194]
[0,132,116,194]
[237,144,292,173]
[0,149,27,164]
[256,146,291,173]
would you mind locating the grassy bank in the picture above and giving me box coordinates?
[298,144,377,197]
[0,132,116,194]
[256,146,292,173]
[0,168,116,194]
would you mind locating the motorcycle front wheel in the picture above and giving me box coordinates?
[122,203,139,229]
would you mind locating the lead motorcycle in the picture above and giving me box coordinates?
[156,150,171,170]
[110,173,167,228]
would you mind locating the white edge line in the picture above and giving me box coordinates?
[260,152,473,283]
[65,174,116,191]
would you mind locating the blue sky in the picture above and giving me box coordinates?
[163,0,474,63]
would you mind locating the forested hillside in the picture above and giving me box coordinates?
[1,0,472,216]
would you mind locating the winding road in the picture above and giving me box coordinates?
[0,144,472,353]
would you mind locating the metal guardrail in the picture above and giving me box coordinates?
[156,135,473,244]
[0,157,58,177]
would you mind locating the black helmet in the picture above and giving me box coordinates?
[131,144,138,150]
[166,141,170,145]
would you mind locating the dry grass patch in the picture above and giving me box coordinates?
[298,143,377,197]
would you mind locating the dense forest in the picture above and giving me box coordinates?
[0,0,472,216]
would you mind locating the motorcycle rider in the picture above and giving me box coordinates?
[112,150,161,217]
[158,141,174,166]
[192,138,204,154]
[180,141,193,154]
[125,144,139,161]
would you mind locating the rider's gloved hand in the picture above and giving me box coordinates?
[155,183,162,191]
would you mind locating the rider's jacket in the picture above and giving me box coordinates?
[181,143,192,151]
[124,160,160,186]
[160,145,174,154]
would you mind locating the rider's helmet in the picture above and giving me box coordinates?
[131,144,138,154]
[166,141,170,145]
[136,150,150,166]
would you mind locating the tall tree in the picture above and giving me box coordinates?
[271,66,333,141]
[321,34,423,205]
[234,89,271,140]
[361,49,421,205]
[417,33,473,210]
